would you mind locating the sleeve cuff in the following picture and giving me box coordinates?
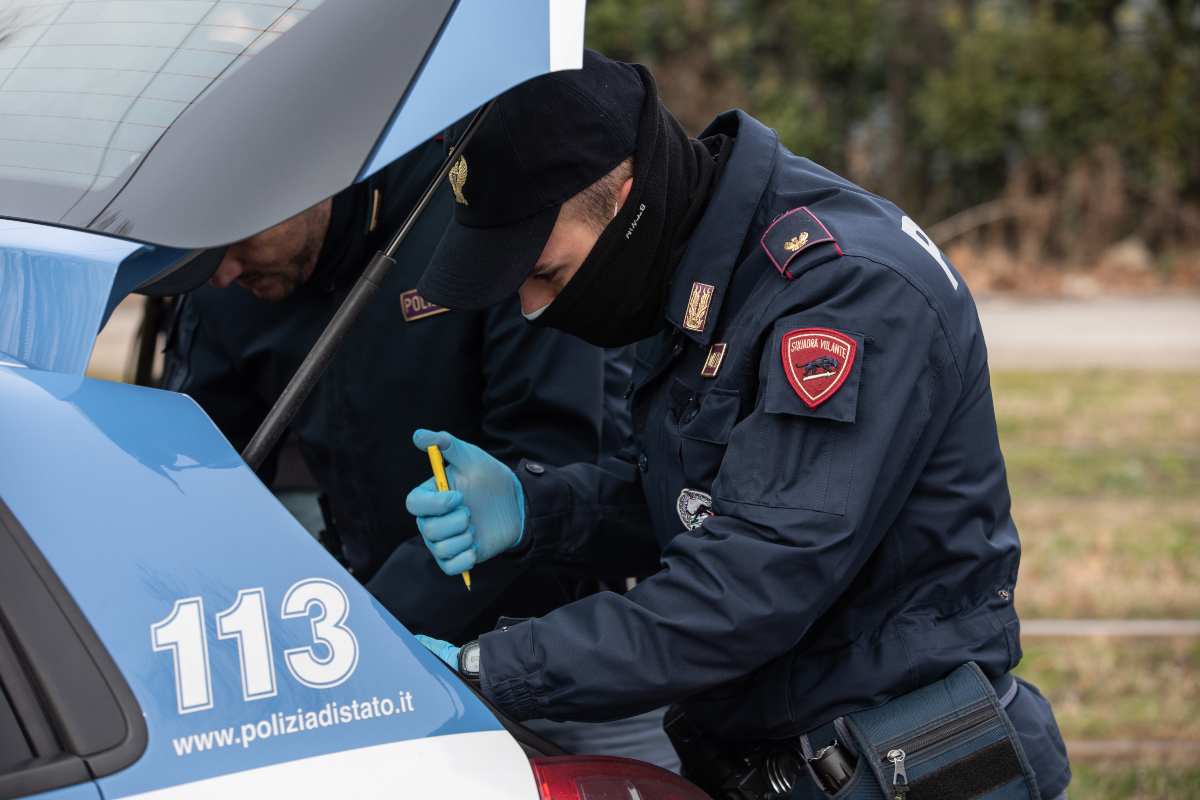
[509,459,573,565]
[479,621,542,720]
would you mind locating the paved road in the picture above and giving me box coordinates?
[977,297,1200,369]
[1023,619,1200,637]
[88,295,1200,379]
[1067,739,1200,761]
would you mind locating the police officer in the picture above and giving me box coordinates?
[405,52,1070,799]
[161,130,635,644]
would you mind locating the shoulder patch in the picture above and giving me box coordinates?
[780,327,856,408]
[760,206,841,279]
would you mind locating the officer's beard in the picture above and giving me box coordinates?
[531,66,724,348]
[236,260,308,301]
[234,203,330,302]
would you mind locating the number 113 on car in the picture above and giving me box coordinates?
[151,578,359,715]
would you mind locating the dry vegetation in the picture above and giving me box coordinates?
[1016,499,1199,618]
[1016,637,1200,741]
[995,370,1200,619]
[994,369,1200,796]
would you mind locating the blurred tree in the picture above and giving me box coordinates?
[586,0,1200,259]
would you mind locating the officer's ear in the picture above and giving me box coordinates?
[613,176,634,220]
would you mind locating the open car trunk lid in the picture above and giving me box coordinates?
[0,0,585,374]
[0,0,584,249]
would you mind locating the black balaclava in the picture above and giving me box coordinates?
[531,67,727,348]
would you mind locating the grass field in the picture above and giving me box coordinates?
[1071,764,1200,799]
[993,370,1200,798]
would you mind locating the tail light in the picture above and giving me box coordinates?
[530,755,711,800]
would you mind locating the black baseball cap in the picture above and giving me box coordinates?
[417,50,645,309]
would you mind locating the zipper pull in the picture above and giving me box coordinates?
[887,748,908,799]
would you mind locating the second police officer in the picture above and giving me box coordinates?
[405,52,1071,800]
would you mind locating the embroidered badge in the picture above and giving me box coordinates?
[683,282,714,332]
[760,206,840,279]
[700,343,727,378]
[448,155,469,205]
[676,488,714,531]
[400,289,450,323]
[781,327,857,409]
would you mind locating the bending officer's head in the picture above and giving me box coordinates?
[418,50,701,347]
[207,198,332,302]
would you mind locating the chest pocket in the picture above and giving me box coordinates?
[712,323,866,515]
[677,386,742,490]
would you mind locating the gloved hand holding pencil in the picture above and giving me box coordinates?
[406,429,526,577]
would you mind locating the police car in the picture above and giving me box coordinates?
[0,1,707,797]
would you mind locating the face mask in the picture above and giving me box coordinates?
[531,195,668,347]
[522,301,552,321]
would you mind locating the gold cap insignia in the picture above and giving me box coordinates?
[448,155,468,205]
[783,231,809,252]
[683,282,715,333]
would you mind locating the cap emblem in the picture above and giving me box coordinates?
[683,282,715,333]
[448,155,469,205]
[783,232,809,252]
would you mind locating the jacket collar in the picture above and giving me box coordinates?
[665,110,778,345]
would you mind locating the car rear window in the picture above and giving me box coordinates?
[0,0,458,249]
[0,1,326,203]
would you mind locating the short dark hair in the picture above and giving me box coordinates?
[566,157,634,233]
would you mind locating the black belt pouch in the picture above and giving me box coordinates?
[804,663,1040,799]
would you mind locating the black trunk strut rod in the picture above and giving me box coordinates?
[241,100,495,470]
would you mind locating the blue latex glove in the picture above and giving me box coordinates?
[415,634,460,669]
[406,429,525,576]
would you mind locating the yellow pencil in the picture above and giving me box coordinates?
[427,444,471,590]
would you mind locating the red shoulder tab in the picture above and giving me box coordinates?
[760,206,841,279]
[781,327,856,408]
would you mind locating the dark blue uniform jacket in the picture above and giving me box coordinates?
[479,111,1069,796]
[163,137,631,642]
